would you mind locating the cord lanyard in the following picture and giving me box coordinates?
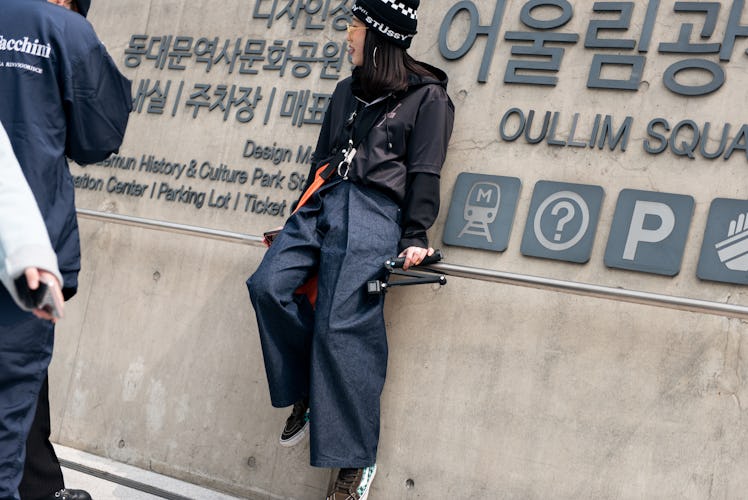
[336,95,388,180]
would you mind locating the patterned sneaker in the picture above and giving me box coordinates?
[326,464,377,500]
[279,399,309,447]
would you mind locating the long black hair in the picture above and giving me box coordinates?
[358,29,435,100]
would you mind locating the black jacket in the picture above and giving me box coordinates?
[308,63,454,250]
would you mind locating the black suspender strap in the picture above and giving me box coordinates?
[334,99,388,179]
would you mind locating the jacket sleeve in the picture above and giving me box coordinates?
[399,87,454,250]
[398,172,440,251]
[64,33,133,165]
[405,86,454,175]
[0,124,62,311]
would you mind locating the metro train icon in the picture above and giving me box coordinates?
[458,182,501,242]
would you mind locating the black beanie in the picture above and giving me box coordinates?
[351,0,419,48]
[76,0,91,17]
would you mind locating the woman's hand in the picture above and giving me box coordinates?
[398,246,434,271]
[24,267,64,322]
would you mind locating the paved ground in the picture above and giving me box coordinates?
[57,444,242,500]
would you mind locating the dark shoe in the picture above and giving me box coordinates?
[326,465,377,500]
[48,489,93,500]
[279,399,309,447]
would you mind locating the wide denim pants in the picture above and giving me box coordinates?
[0,288,54,500]
[247,180,401,468]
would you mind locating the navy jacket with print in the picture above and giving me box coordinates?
[0,0,132,298]
[308,62,455,251]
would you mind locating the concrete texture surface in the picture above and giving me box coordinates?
[46,1,748,499]
[51,224,748,498]
[58,444,241,499]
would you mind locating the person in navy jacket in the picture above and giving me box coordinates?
[0,0,131,497]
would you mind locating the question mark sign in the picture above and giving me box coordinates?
[551,201,575,241]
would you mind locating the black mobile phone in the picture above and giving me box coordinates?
[13,275,62,318]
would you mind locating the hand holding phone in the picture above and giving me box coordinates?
[14,270,64,320]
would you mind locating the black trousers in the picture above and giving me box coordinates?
[19,376,64,500]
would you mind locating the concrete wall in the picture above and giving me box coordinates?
[51,1,748,498]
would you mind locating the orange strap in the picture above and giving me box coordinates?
[294,162,329,213]
[294,276,318,305]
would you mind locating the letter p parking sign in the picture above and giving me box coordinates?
[605,189,694,276]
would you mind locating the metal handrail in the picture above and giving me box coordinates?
[76,208,748,321]
[428,262,748,320]
[77,208,263,245]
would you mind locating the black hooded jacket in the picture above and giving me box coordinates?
[306,62,455,250]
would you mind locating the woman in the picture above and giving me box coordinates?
[247,0,453,497]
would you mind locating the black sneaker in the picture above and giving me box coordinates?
[48,489,92,500]
[279,399,309,447]
[326,465,377,500]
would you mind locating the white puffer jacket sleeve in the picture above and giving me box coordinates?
[0,122,62,310]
